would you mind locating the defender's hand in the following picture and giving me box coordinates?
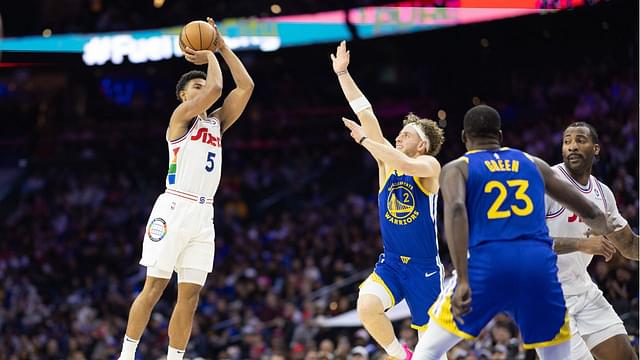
[330,41,350,74]
[451,282,472,324]
[184,47,213,65]
[342,117,365,143]
[578,235,617,261]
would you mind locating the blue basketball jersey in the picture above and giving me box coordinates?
[464,148,551,248]
[378,170,438,258]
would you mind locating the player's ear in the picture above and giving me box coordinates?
[461,130,467,144]
[420,139,429,155]
[593,143,600,157]
[498,130,503,144]
[179,90,187,102]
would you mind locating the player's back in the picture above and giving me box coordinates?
[464,147,551,248]
[428,148,570,347]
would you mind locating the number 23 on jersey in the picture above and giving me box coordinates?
[484,179,534,219]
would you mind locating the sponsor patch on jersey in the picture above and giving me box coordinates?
[147,218,167,242]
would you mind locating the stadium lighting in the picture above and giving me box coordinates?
[270,4,282,14]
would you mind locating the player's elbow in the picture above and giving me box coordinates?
[243,77,255,91]
[449,201,466,217]
[209,84,223,99]
[394,161,415,175]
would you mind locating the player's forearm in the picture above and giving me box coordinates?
[336,71,366,102]
[621,235,639,260]
[337,74,387,143]
[552,237,582,254]
[446,203,470,282]
[609,226,639,260]
[205,52,224,93]
[361,138,407,170]
[219,46,254,90]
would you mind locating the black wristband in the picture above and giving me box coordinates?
[358,136,368,145]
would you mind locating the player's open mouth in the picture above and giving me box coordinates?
[568,154,582,161]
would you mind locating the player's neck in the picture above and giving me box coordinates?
[467,140,501,151]
[565,164,592,186]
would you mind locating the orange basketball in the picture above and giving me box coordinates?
[179,20,218,53]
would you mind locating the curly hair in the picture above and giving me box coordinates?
[402,113,445,156]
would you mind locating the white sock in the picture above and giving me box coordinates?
[167,345,186,360]
[118,335,139,360]
[384,338,406,359]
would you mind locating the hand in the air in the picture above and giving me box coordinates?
[342,117,366,143]
[330,40,350,74]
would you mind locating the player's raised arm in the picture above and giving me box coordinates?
[439,158,471,320]
[533,156,613,235]
[170,49,223,135]
[331,41,391,148]
[209,19,254,133]
[343,118,440,178]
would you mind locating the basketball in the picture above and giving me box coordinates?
[179,20,218,53]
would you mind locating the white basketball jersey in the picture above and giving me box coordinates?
[165,116,222,200]
[545,163,627,296]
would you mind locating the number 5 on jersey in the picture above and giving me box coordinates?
[484,179,533,219]
[205,152,216,172]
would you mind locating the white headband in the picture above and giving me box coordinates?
[406,123,428,142]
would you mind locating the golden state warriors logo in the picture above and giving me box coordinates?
[385,182,420,225]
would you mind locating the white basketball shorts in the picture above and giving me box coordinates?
[566,282,627,359]
[140,190,215,277]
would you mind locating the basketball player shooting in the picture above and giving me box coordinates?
[117,18,254,360]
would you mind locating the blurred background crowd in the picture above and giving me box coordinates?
[0,0,637,359]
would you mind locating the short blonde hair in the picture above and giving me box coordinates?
[402,113,445,156]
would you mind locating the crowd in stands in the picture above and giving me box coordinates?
[0,1,637,358]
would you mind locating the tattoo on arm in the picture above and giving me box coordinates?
[553,237,580,254]
[609,226,639,260]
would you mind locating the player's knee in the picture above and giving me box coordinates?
[357,294,385,320]
[177,283,202,308]
[141,278,168,303]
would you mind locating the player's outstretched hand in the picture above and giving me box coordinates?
[184,47,213,65]
[452,282,472,324]
[342,117,365,143]
[331,40,350,74]
[578,235,617,261]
